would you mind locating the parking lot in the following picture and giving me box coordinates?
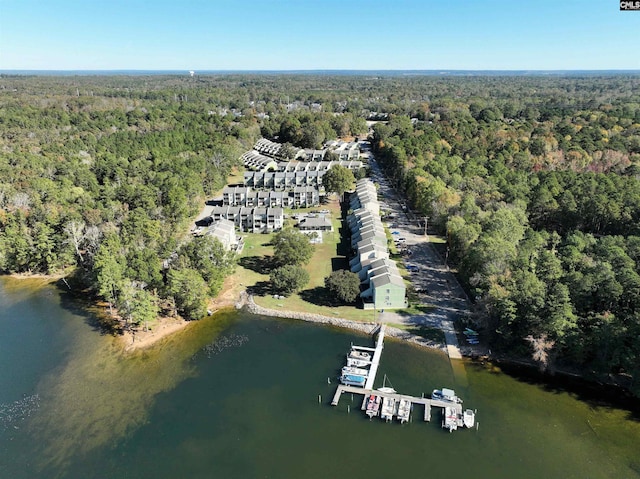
[368,152,472,357]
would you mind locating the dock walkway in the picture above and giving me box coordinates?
[364,324,385,390]
[331,384,462,422]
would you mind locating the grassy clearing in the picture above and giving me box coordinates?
[397,302,435,316]
[226,195,428,323]
[225,167,245,187]
[428,234,447,244]
[230,196,377,322]
[235,231,274,292]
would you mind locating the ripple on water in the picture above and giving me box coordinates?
[0,394,40,430]
[195,333,249,359]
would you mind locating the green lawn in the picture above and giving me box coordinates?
[227,196,434,323]
[232,197,378,322]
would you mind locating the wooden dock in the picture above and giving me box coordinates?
[332,323,471,429]
[364,324,385,390]
[330,384,462,422]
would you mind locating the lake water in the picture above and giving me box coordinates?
[1,278,639,479]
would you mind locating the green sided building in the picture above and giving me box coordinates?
[362,272,407,310]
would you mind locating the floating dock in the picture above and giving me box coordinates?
[331,323,472,429]
[331,384,462,422]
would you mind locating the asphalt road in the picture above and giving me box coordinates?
[368,154,471,359]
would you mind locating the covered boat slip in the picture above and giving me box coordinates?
[338,325,385,390]
[341,374,366,387]
[331,384,463,423]
[366,394,382,418]
[380,395,396,421]
[332,324,475,429]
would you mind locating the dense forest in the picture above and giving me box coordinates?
[368,75,640,395]
[0,74,368,325]
[0,75,254,323]
[1,73,639,395]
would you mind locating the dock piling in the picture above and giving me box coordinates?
[330,325,475,431]
[318,394,321,404]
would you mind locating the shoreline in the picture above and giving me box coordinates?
[3,273,634,398]
[121,281,242,353]
[1,272,446,355]
[241,292,447,353]
[122,288,449,354]
[4,271,70,283]
[121,316,192,352]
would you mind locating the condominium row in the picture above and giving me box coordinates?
[347,179,406,310]
[250,137,360,161]
[222,185,320,208]
[242,154,363,174]
[204,206,284,234]
[244,162,360,190]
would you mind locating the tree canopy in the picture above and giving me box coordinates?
[0,75,246,327]
[270,264,309,296]
[366,77,640,395]
[272,227,314,267]
[324,270,361,304]
[322,165,355,198]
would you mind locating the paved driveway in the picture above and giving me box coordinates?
[369,156,470,359]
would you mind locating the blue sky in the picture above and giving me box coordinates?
[0,0,638,70]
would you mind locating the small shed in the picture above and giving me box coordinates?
[297,216,333,232]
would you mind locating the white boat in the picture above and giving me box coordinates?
[340,374,366,387]
[378,374,396,394]
[380,396,396,421]
[366,395,382,418]
[349,349,371,361]
[342,366,369,377]
[346,356,370,368]
[432,387,463,404]
[463,409,475,428]
[397,397,411,424]
[442,406,458,432]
